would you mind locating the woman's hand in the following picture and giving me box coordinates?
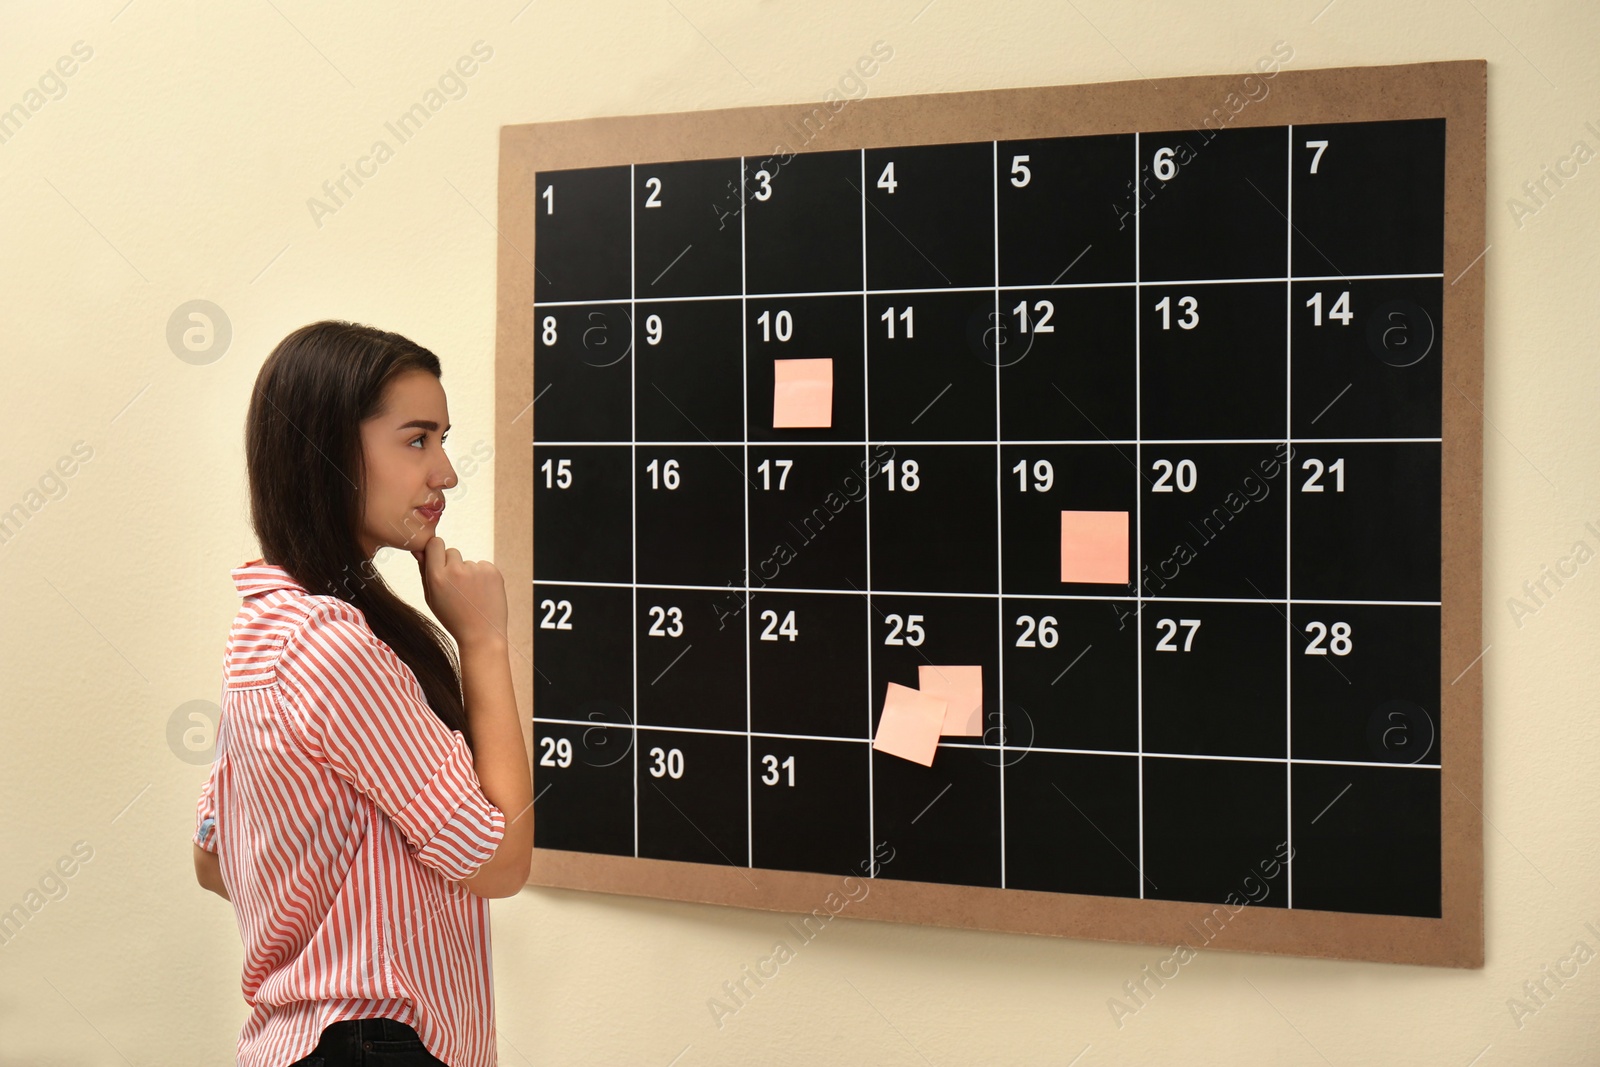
[412,536,508,650]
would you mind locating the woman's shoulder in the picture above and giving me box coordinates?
[278,593,383,655]
[227,588,377,664]
[232,586,360,633]
[225,565,390,689]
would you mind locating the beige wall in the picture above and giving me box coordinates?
[1,1,1595,1063]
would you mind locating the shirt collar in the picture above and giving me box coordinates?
[232,559,309,598]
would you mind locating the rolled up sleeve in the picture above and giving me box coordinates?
[275,599,505,881]
[193,763,220,853]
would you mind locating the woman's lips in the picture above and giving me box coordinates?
[416,503,444,523]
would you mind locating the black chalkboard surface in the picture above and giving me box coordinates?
[499,60,1485,966]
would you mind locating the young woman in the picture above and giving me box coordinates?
[191,321,533,1067]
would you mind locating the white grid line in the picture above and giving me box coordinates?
[741,155,753,868]
[532,437,1442,446]
[629,163,639,859]
[1134,131,1145,900]
[861,147,875,871]
[535,719,1438,770]
[532,580,1440,606]
[993,139,1006,888]
[529,271,1445,307]
[1285,125,1295,909]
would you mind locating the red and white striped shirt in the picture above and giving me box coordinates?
[194,560,506,1067]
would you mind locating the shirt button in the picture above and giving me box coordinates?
[363,1041,373,1050]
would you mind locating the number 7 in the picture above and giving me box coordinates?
[1306,139,1328,174]
[1178,618,1200,651]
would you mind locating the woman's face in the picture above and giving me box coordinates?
[357,369,458,558]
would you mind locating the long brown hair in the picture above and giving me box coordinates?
[245,320,470,747]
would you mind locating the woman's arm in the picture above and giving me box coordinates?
[456,635,533,898]
[193,843,230,901]
[408,538,534,898]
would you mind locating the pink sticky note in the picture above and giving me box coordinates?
[873,682,946,766]
[772,358,833,428]
[1061,510,1129,584]
[919,665,983,737]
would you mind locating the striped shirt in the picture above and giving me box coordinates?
[194,560,506,1067]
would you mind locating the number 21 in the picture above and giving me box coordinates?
[1300,458,1345,492]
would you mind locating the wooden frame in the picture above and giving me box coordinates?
[495,59,1485,967]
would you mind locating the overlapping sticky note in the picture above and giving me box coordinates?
[918,664,983,737]
[772,357,833,428]
[1060,509,1129,584]
[873,665,986,766]
[872,682,946,766]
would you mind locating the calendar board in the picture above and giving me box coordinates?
[495,60,1485,967]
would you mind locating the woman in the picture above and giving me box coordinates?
[191,321,533,1067]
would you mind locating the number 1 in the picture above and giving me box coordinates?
[880,305,914,339]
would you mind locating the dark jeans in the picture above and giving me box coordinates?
[286,1017,449,1066]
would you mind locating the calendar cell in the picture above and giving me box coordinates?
[1138,125,1288,282]
[1289,441,1441,602]
[1001,596,1138,754]
[637,728,748,866]
[1139,282,1287,440]
[1290,603,1440,764]
[635,445,746,587]
[635,588,747,732]
[872,744,1002,887]
[1001,443,1138,597]
[1004,752,1141,897]
[750,738,871,877]
[746,445,869,591]
[745,295,866,443]
[634,157,744,297]
[998,285,1137,442]
[635,297,745,442]
[532,582,634,725]
[1142,756,1290,908]
[1140,600,1287,759]
[870,593,999,744]
[531,721,634,857]
[997,133,1136,286]
[866,291,998,441]
[533,445,632,584]
[744,148,864,295]
[533,303,632,441]
[1139,443,1289,600]
[1291,763,1441,917]
[868,445,999,594]
[749,591,870,739]
[864,140,996,290]
[1290,118,1446,277]
[533,164,631,302]
[1290,278,1442,439]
